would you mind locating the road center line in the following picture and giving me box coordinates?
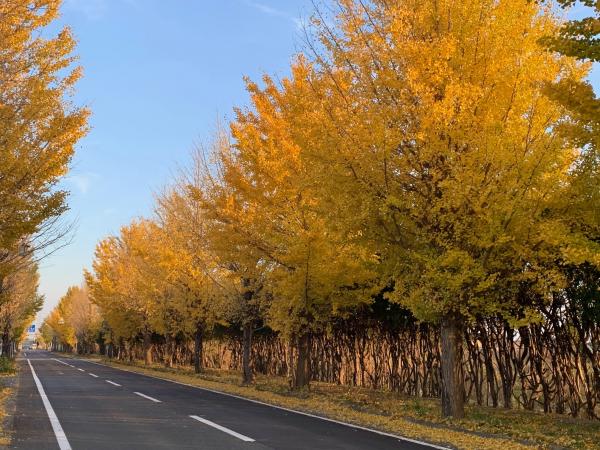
[189,415,254,442]
[134,392,161,403]
[27,359,72,450]
[52,358,71,367]
[89,373,99,378]
[106,380,121,387]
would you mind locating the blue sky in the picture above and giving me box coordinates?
[36,1,599,325]
[36,0,314,324]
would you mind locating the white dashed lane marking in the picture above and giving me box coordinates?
[189,415,255,442]
[134,392,161,403]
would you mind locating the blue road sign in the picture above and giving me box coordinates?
[28,324,35,333]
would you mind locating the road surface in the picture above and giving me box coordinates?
[11,350,445,450]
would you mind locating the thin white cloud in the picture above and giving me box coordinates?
[64,0,108,20]
[67,172,99,195]
[246,1,305,30]
[248,1,282,17]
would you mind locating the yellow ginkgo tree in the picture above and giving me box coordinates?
[0,0,88,254]
[283,0,597,417]
[155,186,225,373]
[206,68,380,388]
[86,220,165,365]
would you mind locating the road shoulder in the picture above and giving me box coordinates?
[10,358,61,450]
[0,361,18,448]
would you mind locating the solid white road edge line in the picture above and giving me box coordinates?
[189,415,255,442]
[134,392,161,403]
[27,359,72,450]
[89,373,99,378]
[106,380,121,387]
[76,357,449,450]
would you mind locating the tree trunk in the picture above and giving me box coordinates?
[242,323,253,385]
[143,330,153,365]
[440,314,465,418]
[194,323,203,374]
[164,335,173,368]
[1,331,11,358]
[291,332,311,390]
[286,339,293,380]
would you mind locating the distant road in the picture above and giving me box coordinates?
[12,350,445,450]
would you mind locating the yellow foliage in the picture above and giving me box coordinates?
[0,0,89,252]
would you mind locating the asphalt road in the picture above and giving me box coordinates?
[11,350,446,450]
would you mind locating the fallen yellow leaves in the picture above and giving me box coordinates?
[0,375,15,447]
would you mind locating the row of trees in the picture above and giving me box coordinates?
[40,285,101,354]
[0,0,88,356]
[43,0,599,419]
[0,255,43,357]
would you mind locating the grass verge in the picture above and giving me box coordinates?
[0,358,14,377]
[0,357,17,447]
[63,354,599,450]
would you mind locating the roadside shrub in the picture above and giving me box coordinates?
[0,357,15,375]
